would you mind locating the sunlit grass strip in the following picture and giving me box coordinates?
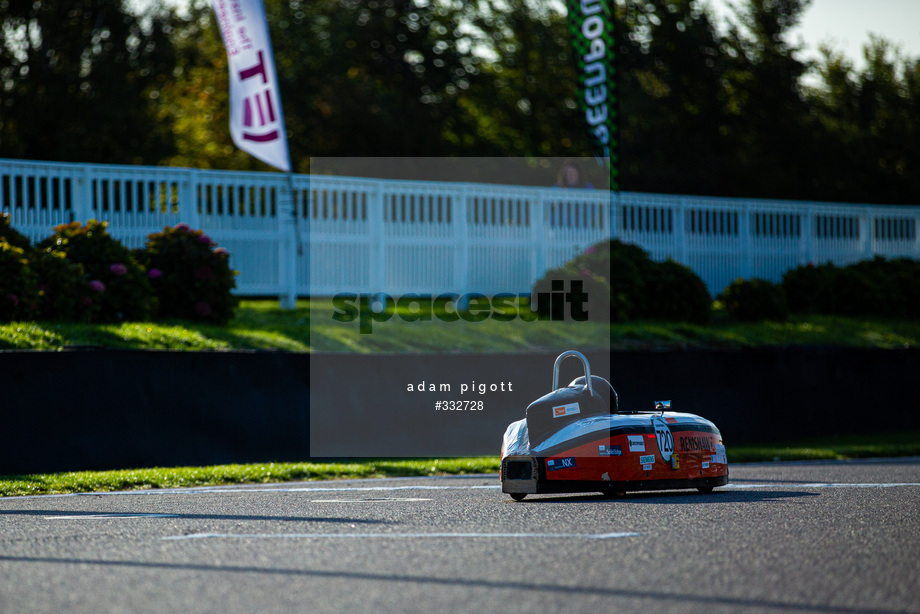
[2,300,919,352]
[0,458,501,497]
[729,434,920,463]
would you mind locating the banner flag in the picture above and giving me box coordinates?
[209,0,291,172]
[565,0,616,186]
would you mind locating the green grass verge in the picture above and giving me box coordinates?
[2,432,917,497]
[2,299,920,352]
[727,430,920,463]
[0,458,498,497]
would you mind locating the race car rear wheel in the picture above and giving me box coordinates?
[601,486,626,498]
[509,493,527,501]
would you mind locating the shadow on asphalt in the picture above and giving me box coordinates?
[0,554,903,614]
[506,490,819,504]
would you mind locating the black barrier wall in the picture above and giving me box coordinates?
[2,348,918,473]
[2,350,311,474]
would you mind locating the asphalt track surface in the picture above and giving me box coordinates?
[1,459,919,614]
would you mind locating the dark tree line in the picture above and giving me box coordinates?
[0,0,176,164]
[1,0,918,204]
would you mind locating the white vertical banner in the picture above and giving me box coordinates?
[209,0,291,172]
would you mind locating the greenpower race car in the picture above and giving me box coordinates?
[501,351,729,500]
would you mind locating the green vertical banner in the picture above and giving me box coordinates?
[566,0,616,188]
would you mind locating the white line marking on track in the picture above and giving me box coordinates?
[44,513,179,520]
[724,483,920,489]
[310,498,432,503]
[162,531,641,541]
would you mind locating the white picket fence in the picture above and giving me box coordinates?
[2,158,919,301]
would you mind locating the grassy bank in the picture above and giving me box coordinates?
[1,299,919,352]
[2,431,917,497]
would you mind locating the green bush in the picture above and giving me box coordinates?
[532,239,711,323]
[645,259,712,324]
[781,263,835,314]
[38,220,154,322]
[30,248,95,322]
[138,223,239,324]
[718,278,789,322]
[0,240,37,321]
[847,257,920,319]
[606,250,646,321]
[828,266,876,317]
[0,213,31,251]
[783,257,920,319]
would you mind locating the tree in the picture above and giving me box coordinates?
[446,0,590,158]
[159,0,496,171]
[616,0,737,195]
[718,0,819,199]
[0,0,177,164]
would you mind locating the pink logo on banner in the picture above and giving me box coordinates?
[209,0,290,171]
[239,51,279,142]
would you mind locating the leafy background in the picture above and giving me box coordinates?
[1,0,917,203]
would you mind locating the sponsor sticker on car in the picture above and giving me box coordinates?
[639,454,655,465]
[628,435,645,452]
[599,445,623,456]
[652,417,675,462]
[552,403,581,419]
[547,457,577,471]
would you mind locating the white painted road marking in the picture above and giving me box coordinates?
[162,531,641,541]
[724,483,920,489]
[310,498,432,503]
[44,513,179,520]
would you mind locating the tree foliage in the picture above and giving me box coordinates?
[0,0,177,163]
[1,0,918,204]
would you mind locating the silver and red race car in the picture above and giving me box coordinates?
[501,350,729,500]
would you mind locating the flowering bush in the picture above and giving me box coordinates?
[29,248,95,321]
[0,213,31,251]
[0,240,37,322]
[38,220,154,322]
[138,223,238,324]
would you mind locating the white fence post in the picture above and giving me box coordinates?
[180,167,201,229]
[278,180,297,309]
[608,190,618,239]
[675,198,688,265]
[453,184,470,296]
[801,205,814,265]
[739,202,752,279]
[369,181,385,291]
[74,165,94,222]
[861,208,873,259]
[531,193,546,284]
[915,211,920,257]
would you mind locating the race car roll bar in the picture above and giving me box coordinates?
[552,350,593,395]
